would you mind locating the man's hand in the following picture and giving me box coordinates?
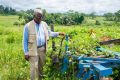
[25,54,29,61]
[59,32,66,36]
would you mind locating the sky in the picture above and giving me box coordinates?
[0,0,120,15]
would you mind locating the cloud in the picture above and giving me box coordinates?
[0,0,120,14]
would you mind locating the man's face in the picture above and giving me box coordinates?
[34,12,42,23]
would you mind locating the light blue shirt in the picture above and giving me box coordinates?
[23,22,59,55]
[36,23,45,47]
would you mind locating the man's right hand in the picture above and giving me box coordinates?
[25,54,29,61]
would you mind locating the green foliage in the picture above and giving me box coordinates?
[17,10,85,25]
[114,10,120,22]
[111,66,120,80]
[95,20,101,25]
[104,10,120,22]
[0,5,16,15]
[18,11,33,23]
[89,12,96,19]
[16,8,120,25]
[13,21,20,26]
[6,35,15,43]
[104,13,115,21]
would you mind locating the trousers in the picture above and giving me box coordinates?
[29,46,46,80]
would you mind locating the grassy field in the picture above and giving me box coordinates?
[0,15,120,80]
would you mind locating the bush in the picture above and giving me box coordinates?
[13,21,20,26]
[6,35,15,43]
[20,21,25,25]
[95,20,101,25]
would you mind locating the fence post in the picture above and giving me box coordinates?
[51,24,56,51]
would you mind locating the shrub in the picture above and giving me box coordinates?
[95,20,101,25]
[13,21,20,26]
[6,35,15,43]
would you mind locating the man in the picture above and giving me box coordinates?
[23,8,65,80]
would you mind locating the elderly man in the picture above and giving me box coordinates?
[23,8,65,80]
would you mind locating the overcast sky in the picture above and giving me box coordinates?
[0,0,120,14]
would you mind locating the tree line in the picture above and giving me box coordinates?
[104,11,120,22]
[0,5,120,25]
[0,5,16,15]
[18,9,120,25]
[17,9,85,25]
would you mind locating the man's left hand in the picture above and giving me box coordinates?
[59,32,66,36]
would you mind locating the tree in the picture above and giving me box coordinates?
[104,13,114,21]
[0,5,4,14]
[4,7,9,14]
[9,7,16,15]
[89,12,96,19]
[0,5,16,15]
[114,10,120,22]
